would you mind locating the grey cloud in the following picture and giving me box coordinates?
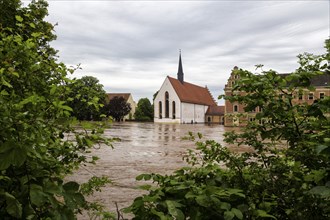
[43,0,329,103]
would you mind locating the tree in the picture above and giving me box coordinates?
[104,96,131,121]
[0,0,113,218]
[67,75,107,121]
[134,98,153,121]
[126,41,330,219]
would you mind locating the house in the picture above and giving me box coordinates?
[154,53,219,123]
[106,93,137,121]
[205,105,225,124]
[224,66,330,126]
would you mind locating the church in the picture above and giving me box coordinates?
[154,53,217,123]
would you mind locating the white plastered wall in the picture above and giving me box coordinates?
[181,103,208,123]
[154,77,181,123]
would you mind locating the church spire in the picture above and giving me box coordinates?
[177,50,184,83]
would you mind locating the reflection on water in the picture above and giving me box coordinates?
[72,122,240,219]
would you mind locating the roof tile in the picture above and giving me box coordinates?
[168,76,217,106]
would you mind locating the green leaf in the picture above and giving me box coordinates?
[30,184,47,206]
[15,15,23,22]
[44,181,61,194]
[61,105,73,111]
[138,184,152,190]
[224,210,235,220]
[29,23,36,28]
[256,210,277,219]
[0,141,27,170]
[0,90,9,96]
[5,192,22,218]
[50,85,57,95]
[220,202,231,211]
[309,186,330,198]
[195,195,210,207]
[63,181,80,192]
[2,78,12,88]
[231,208,243,219]
[150,209,168,220]
[166,200,184,220]
[316,145,328,154]
[136,174,151,181]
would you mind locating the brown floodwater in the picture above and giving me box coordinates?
[68,122,243,219]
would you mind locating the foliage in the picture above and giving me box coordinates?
[67,75,107,121]
[103,96,131,122]
[135,98,153,121]
[126,41,330,219]
[0,0,114,218]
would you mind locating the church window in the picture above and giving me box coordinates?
[159,101,162,119]
[234,105,238,112]
[172,101,176,119]
[165,92,169,118]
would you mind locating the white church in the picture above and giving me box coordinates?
[154,53,217,123]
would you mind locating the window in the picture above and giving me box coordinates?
[172,101,176,119]
[308,93,314,100]
[234,105,238,112]
[259,106,262,112]
[159,101,162,119]
[165,92,169,118]
[298,93,303,100]
[320,93,325,99]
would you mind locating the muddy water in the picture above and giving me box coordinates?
[69,122,241,218]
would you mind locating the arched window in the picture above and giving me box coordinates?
[159,101,162,119]
[172,101,176,119]
[165,92,169,118]
[234,105,238,112]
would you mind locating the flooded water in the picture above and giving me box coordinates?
[69,122,241,219]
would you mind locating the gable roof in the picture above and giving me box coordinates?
[168,76,217,106]
[206,105,225,116]
[107,93,131,102]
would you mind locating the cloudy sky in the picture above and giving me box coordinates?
[31,0,330,103]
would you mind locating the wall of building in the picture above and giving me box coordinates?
[181,102,208,123]
[124,94,137,120]
[205,115,224,124]
[223,67,330,126]
[154,77,181,123]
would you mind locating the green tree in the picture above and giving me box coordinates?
[0,0,113,218]
[135,98,153,121]
[104,96,131,121]
[126,41,330,219]
[67,75,107,121]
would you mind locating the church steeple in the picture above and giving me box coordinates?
[177,50,184,83]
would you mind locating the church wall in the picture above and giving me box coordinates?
[181,103,208,123]
[154,77,181,123]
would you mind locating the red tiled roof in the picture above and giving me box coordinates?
[206,105,225,116]
[107,93,131,102]
[168,76,217,106]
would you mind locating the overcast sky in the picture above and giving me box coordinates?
[31,0,329,104]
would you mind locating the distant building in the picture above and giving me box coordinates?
[205,105,225,124]
[107,93,137,121]
[154,53,222,124]
[224,66,330,126]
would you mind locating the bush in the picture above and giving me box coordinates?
[126,41,330,219]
